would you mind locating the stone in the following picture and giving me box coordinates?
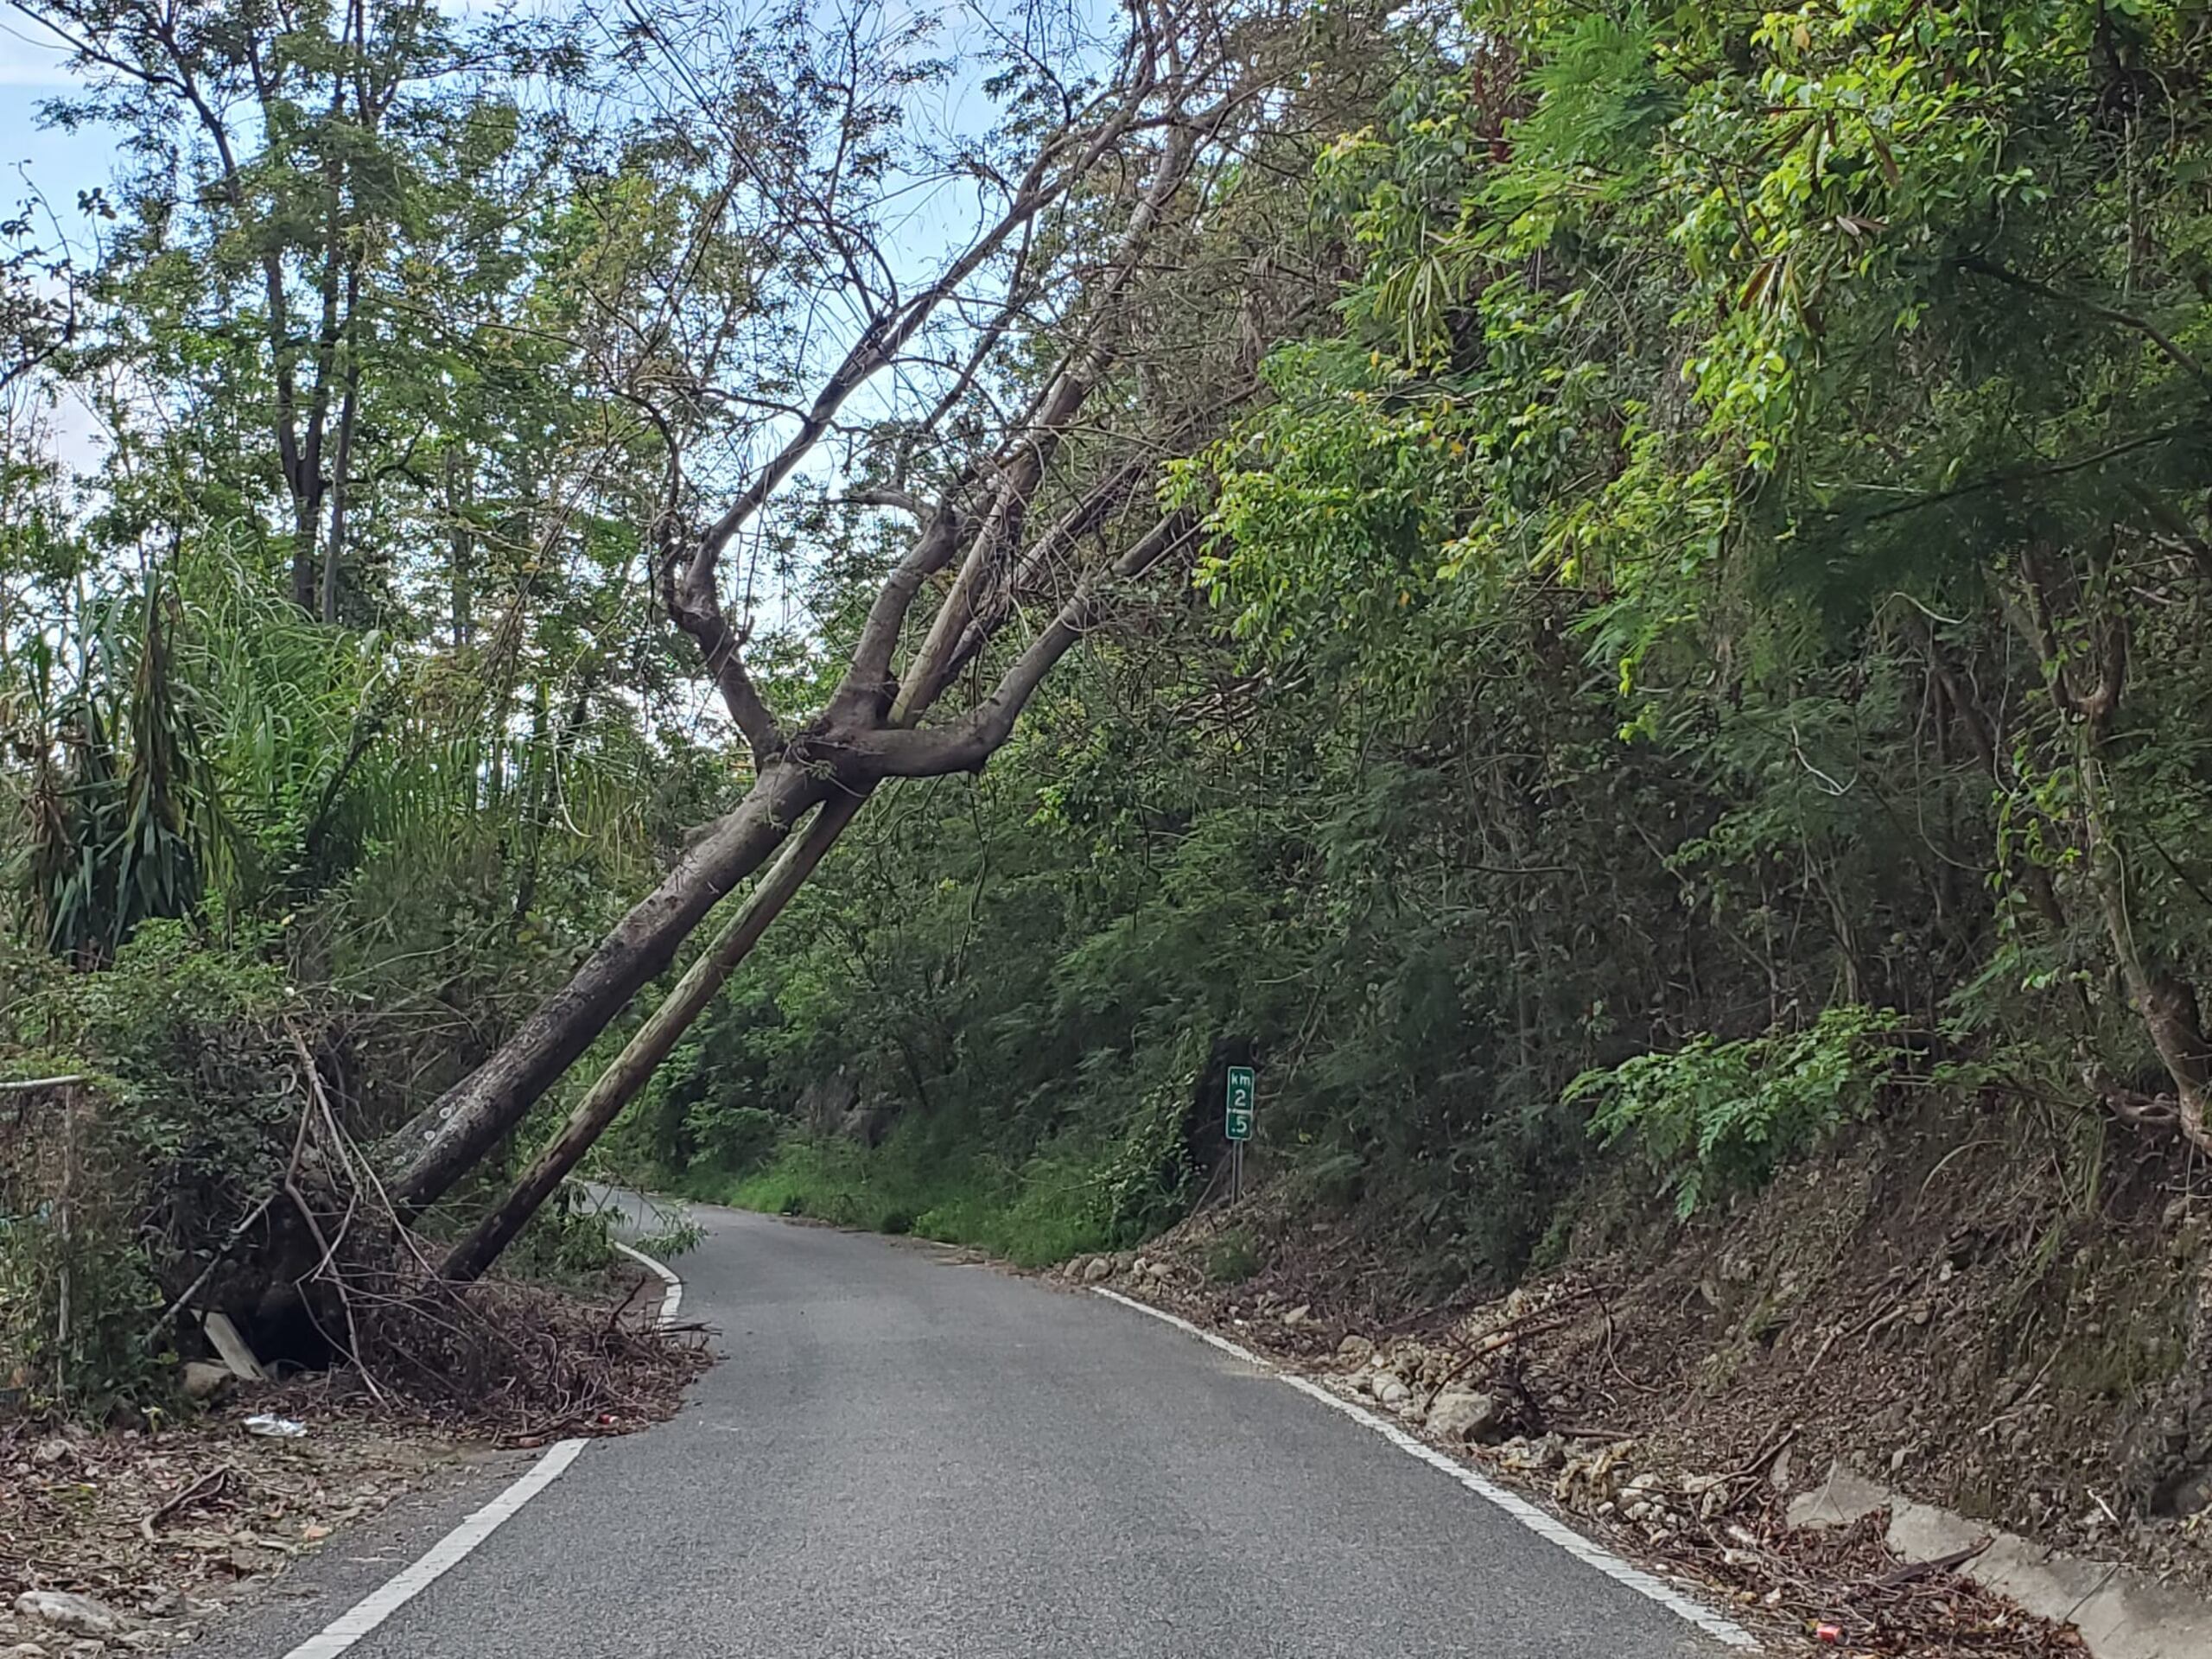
[1765,1443,1795,1496]
[1499,1433,1568,1474]
[1081,1256,1112,1284]
[3,1644,51,1659]
[14,1594,125,1640]
[1280,1304,1311,1327]
[1335,1334,1374,1365]
[1425,1387,1508,1444]
[1373,1376,1412,1410]
[1792,1459,2212,1659]
[181,1361,232,1402]
[1681,1472,1729,1520]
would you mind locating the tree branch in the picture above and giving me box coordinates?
[1956,256,2212,395]
[840,509,1197,780]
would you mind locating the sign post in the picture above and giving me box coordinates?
[1224,1065,1255,1202]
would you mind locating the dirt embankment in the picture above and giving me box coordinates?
[1068,1094,2211,1655]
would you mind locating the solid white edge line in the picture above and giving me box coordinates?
[1091,1286,1758,1651]
[276,1233,683,1659]
[281,1437,589,1659]
[613,1238,684,1326]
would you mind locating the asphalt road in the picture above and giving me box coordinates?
[209,1200,1739,1658]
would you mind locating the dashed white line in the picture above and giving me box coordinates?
[1091,1286,1758,1651]
[281,1438,588,1659]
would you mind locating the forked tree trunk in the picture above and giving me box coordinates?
[383,761,827,1214]
[437,789,869,1281]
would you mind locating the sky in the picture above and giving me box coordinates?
[0,11,113,215]
[0,0,1122,656]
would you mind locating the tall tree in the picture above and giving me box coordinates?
[386,0,1332,1233]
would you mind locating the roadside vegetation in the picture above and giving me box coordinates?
[3,0,2211,1577]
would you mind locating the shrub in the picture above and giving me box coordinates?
[1204,1229,1262,1284]
[1567,1004,1907,1217]
[683,1101,784,1179]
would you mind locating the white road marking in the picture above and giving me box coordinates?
[278,1237,685,1658]
[1092,1286,1758,1651]
[613,1238,684,1325]
[281,1438,588,1659]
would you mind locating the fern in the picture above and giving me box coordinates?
[1567,1006,1908,1217]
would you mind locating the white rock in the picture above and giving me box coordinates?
[1280,1304,1311,1327]
[1425,1387,1507,1444]
[1081,1256,1112,1284]
[1335,1335,1375,1365]
[1681,1472,1729,1519]
[181,1361,231,1402]
[1766,1443,1795,1496]
[1374,1377,1412,1409]
[14,1594,125,1639]
[3,1643,52,1659]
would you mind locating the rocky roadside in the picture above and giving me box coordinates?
[1,1262,705,1658]
[1056,1248,2088,1657]
[0,1386,490,1658]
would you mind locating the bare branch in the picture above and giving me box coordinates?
[681,79,1162,602]
[890,103,1225,721]
[840,509,1198,780]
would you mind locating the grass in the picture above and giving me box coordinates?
[701,1125,1119,1268]
[1202,1227,1262,1284]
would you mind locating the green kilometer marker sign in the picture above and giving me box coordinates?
[1224,1066,1255,1141]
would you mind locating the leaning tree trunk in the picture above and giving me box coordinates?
[382,761,827,1215]
[437,789,869,1282]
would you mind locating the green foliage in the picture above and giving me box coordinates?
[13,581,217,964]
[503,1185,618,1285]
[715,1119,1131,1270]
[12,0,2212,1413]
[1570,1007,1910,1217]
[632,1212,706,1262]
[681,1102,784,1180]
[0,1180,168,1414]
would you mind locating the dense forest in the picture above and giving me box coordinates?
[3,0,2212,1491]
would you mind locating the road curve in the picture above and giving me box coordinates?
[207,1201,1737,1658]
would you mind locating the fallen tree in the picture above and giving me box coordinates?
[378,0,1333,1266]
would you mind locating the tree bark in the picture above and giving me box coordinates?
[320,367,358,624]
[381,761,827,1214]
[2075,740,2212,1154]
[437,788,869,1282]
